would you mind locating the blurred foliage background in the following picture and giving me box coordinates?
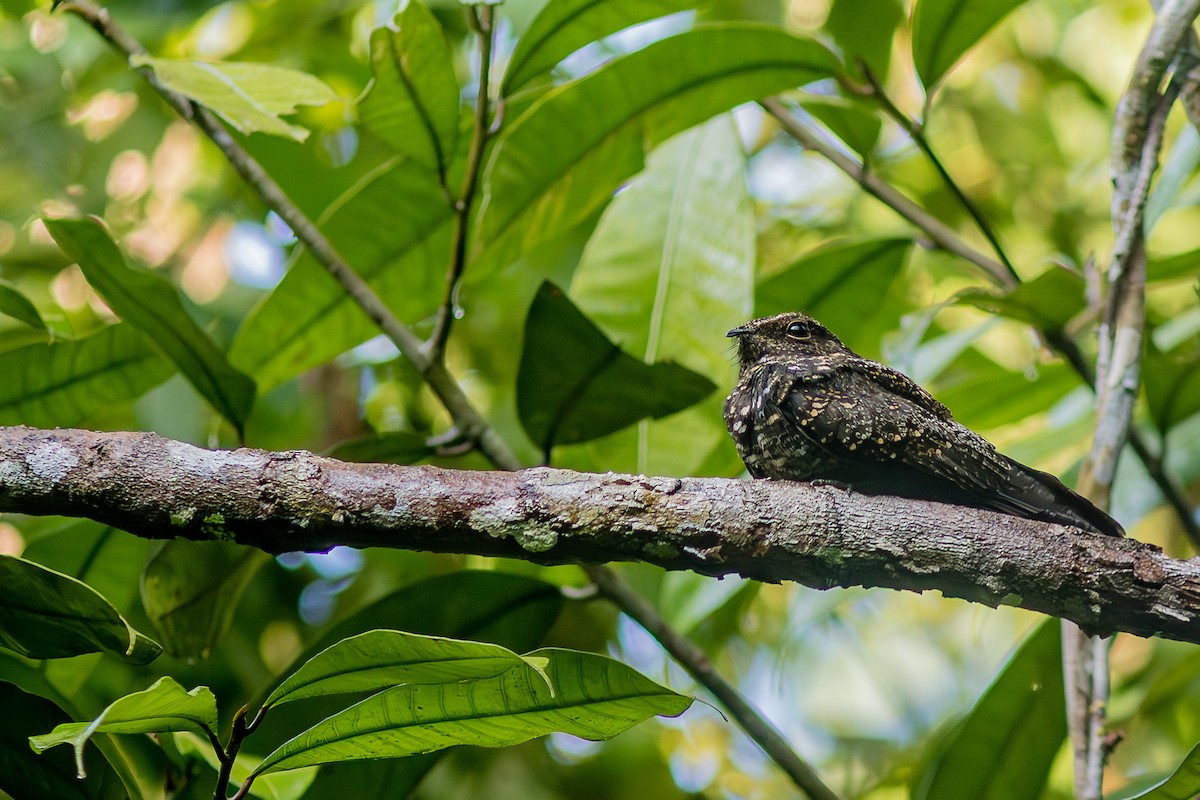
[0,0,1199,798]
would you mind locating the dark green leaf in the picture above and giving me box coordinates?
[478,24,840,261]
[934,361,1076,431]
[43,216,256,434]
[912,0,1030,90]
[129,57,337,142]
[1117,739,1200,800]
[825,0,903,79]
[358,4,460,172]
[503,0,698,93]
[141,540,271,660]
[230,159,452,389]
[518,282,715,452]
[801,96,883,158]
[913,621,1064,800]
[1149,248,1200,282]
[1143,342,1200,433]
[325,432,433,465]
[0,322,174,428]
[0,281,46,330]
[0,682,127,800]
[30,677,218,779]
[254,648,691,774]
[955,265,1086,329]
[0,555,161,664]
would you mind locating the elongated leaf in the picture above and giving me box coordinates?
[955,265,1085,329]
[0,555,161,665]
[265,630,545,709]
[478,24,839,260]
[358,4,460,172]
[130,57,337,142]
[44,217,255,434]
[1119,739,1200,800]
[0,682,127,800]
[1149,248,1200,282]
[0,281,46,330]
[141,541,272,659]
[802,96,883,158]
[825,0,903,79]
[913,621,1064,800]
[230,159,452,389]
[912,0,1029,90]
[566,116,753,475]
[1143,343,1200,433]
[518,282,715,452]
[30,677,218,779]
[254,648,692,775]
[0,322,173,427]
[325,431,433,465]
[503,0,697,93]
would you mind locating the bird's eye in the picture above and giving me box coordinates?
[786,320,811,340]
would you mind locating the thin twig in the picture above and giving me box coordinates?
[426,5,495,361]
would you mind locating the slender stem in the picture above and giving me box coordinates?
[858,66,1021,284]
[426,5,495,361]
[583,564,844,800]
[212,708,251,800]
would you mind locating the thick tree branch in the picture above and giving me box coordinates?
[1,426,1197,644]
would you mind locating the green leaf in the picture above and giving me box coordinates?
[755,237,912,352]
[801,96,883,158]
[1118,739,1200,800]
[565,116,753,475]
[0,555,161,665]
[825,0,903,79]
[141,541,272,660]
[517,282,715,452]
[955,265,1086,329]
[1149,248,1200,282]
[0,281,46,330]
[325,431,433,465]
[0,322,174,428]
[358,4,460,173]
[43,216,256,434]
[502,0,698,93]
[230,158,452,389]
[30,677,218,780]
[130,56,338,142]
[478,24,839,261]
[254,648,691,775]
[913,621,1064,800]
[0,682,128,800]
[912,0,1030,90]
[934,361,1076,431]
[1143,342,1200,433]
[264,629,546,709]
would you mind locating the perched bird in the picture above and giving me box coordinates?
[724,312,1123,536]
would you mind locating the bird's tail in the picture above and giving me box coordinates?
[999,455,1125,537]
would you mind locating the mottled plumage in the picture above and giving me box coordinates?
[724,313,1123,537]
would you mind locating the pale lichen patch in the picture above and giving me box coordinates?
[26,441,78,481]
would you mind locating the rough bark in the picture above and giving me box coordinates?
[1,426,1197,643]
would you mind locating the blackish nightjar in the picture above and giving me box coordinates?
[723,312,1124,537]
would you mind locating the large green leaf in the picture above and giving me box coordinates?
[1143,342,1200,433]
[0,555,161,665]
[130,57,337,142]
[0,322,173,427]
[502,0,698,93]
[801,96,883,159]
[477,24,839,261]
[825,0,903,79]
[264,629,546,709]
[0,280,46,330]
[229,159,453,389]
[912,0,1030,90]
[933,360,1076,431]
[565,116,754,475]
[253,648,692,775]
[141,540,272,660]
[358,4,460,173]
[955,265,1086,330]
[30,677,218,779]
[1148,248,1200,282]
[1117,739,1200,800]
[44,216,255,435]
[0,682,127,800]
[517,282,715,454]
[913,621,1064,800]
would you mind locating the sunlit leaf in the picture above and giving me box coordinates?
[30,677,218,779]
[955,265,1086,329]
[0,323,173,427]
[264,629,546,709]
[913,621,1064,800]
[0,555,161,665]
[1149,248,1200,282]
[358,4,460,172]
[1117,739,1200,800]
[254,648,692,775]
[130,57,338,142]
[141,541,272,660]
[44,216,256,434]
[912,0,1030,90]
[801,96,883,158]
[502,0,698,93]
[0,281,46,330]
[517,282,715,453]
[825,0,903,79]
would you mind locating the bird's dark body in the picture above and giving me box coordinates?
[724,313,1124,537]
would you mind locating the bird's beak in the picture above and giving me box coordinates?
[726,325,749,338]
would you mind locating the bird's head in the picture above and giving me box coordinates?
[727,313,850,368]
